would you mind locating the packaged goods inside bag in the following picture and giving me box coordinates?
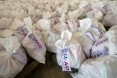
[0,36,27,78]
[34,19,51,31]
[73,55,117,78]
[42,30,60,53]
[73,32,93,58]
[73,18,106,58]
[87,9,103,21]
[104,29,117,55]
[78,18,106,41]
[0,18,12,29]
[55,31,86,70]
[91,37,109,58]
[0,0,117,78]
[22,17,46,64]
[103,14,117,27]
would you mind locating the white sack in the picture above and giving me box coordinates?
[52,22,69,34]
[91,1,104,10]
[103,14,117,27]
[11,18,25,30]
[66,19,78,33]
[91,37,109,58]
[75,18,104,58]
[105,30,117,55]
[73,32,93,58]
[0,36,27,78]
[42,31,60,53]
[14,27,28,42]
[79,18,106,41]
[1,29,14,37]
[34,19,51,31]
[56,2,68,14]
[91,1,109,14]
[109,25,117,31]
[22,17,46,64]
[68,8,85,19]
[55,31,86,70]
[77,55,117,78]
[0,18,12,29]
[78,1,91,16]
[11,18,28,42]
[106,2,117,14]
[87,9,103,21]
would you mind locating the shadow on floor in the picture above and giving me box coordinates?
[25,52,66,78]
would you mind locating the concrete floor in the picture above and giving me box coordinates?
[25,53,66,78]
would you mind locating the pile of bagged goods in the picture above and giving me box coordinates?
[0,0,117,78]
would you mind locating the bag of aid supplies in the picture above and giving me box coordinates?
[91,37,109,58]
[12,18,28,42]
[105,29,117,55]
[42,30,60,53]
[75,18,106,58]
[55,31,86,70]
[76,55,117,78]
[0,36,27,78]
[22,17,46,64]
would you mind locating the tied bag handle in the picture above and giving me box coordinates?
[79,18,92,34]
[55,30,72,49]
[0,36,20,56]
[23,17,33,33]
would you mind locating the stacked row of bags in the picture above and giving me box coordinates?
[0,17,47,78]
[0,0,117,78]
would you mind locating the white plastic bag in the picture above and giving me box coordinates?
[91,1,104,10]
[56,2,68,14]
[105,30,117,55]
[0,36,27,78]
[0,18,12,29]
[66,19,78,33]
[14,27,28,42]
[73,18,94,58]
[73,32,93,58]
[10,18,28,42]
[91,37,109,58]
[11,18,28,42]
[103,14,117,27]
[77,55,117,78]
[79,18,106,41]
[55,31,86,70]
[91,1,109,15]
[22,17,46,64]
[68,8,85,19]
[52,22,69,34]
[10,18,25,30]
[106,2,117,14]
[87,9,103,21]
[1,29,14,37]
[78,1,91,15]
[72,73,84,78]
[42,31,60,53]
[34,19,51,31]
[109,25,117,31]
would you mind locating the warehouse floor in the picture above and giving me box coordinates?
[25,53,66,78]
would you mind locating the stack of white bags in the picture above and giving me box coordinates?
[0,0,117,78]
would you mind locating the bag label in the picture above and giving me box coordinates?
[91,48,109,58]
[17,27,28,36]
[85,32,96,42]
[91,26,105,38]
[95,38,108,46]
[28,33,43,49]
[61,48,71,71]
[109,31,117,53]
